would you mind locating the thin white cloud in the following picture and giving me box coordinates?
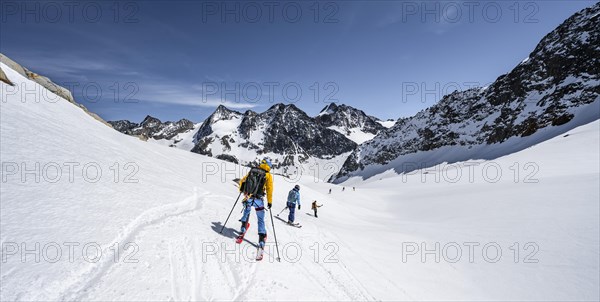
[9,50,257,110]
[135,82,258,109]
[197,100,259,109]
[9,51,139,80]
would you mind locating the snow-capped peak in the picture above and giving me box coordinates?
[318,102,339,116]
[210,105,241,123]
[314,103,385,144]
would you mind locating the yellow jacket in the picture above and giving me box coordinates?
[239,162,274,206]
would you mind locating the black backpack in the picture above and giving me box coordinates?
[241,167,267,197]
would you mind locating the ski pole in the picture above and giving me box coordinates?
[277,206,288,216]
[268,207,281,262]
[221,192,242,234]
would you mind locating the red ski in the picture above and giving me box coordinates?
[235,222,250,244]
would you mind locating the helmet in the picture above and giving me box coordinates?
[261,158,272,169]
[294,184,300,191]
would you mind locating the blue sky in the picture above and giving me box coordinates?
[1,0,596,122]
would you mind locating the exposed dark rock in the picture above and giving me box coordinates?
[215,154,239,164]
[108,116,195,140]
[334,3,600,180]
[191,103,357,160]
[315,103,385,135]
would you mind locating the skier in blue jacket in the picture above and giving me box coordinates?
[287,184,301,224]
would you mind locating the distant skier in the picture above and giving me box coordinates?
[328,188,332,194]
[342,187,345,191]
[237,158,274,253]
[311,200,323,218]
[353,187,355,191]
[287,184,301,225]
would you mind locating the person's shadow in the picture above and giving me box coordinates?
[211,221,238,239]
[211,221,258,248]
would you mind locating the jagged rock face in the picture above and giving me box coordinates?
[194,105,238,139]
[157,119,195,140]
[215,154,239,164]
[481,3,600,143]
[259,103,357,156]
[238,110,260,140]
[335,3,600,180]
[315,103,385,135]
[109,116,194,140]
[191,103,357,163]
[108,120,138,133]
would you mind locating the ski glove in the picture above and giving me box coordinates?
[298,205,301,210]
[268,203,272,209]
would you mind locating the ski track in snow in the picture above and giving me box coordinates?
[273,212,376,301]
[308,221,405,300]
[167,222,259,301]
[303,223,376,301]
[50,188,210,301]
[95,190,375,301]
[64,187,268,301]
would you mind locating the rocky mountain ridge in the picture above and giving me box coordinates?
[333,3,600,182]
[108,116,195,141]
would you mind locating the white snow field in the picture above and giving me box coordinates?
[327,125,376,144]
[1,62,599,301]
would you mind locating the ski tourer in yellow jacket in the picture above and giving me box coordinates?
[237,158,274,252]
[238,159,274,207]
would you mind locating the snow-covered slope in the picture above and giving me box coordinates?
[327,125,376,144]
[335,3,600,182]
[1,56,599,301]
[377,119,396,128]
[339,120,599,300]
[0,61,363,300]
